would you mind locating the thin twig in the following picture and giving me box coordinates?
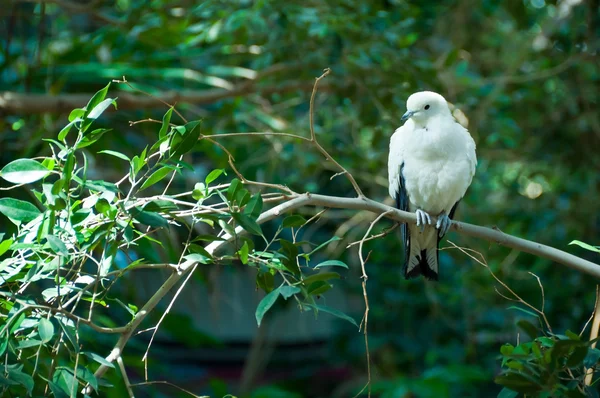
[118,356,135,398]
[204,131,311,141]
[346,223,398,248]
[446,241,553,333]
[585,286,600,386]
[308,68,365,198]
[355,210,391,398]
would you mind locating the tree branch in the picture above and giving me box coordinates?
[0,81,331,114]
[83,192,600,391]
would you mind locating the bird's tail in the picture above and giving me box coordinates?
[404,225,439,281]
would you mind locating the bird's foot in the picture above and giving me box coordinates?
[436,211,452,237]
[415,209,432,232]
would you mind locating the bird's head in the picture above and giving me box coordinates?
[401,91,451,125]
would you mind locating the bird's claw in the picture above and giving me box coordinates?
[415,209,432,232]
[436,211,452,237]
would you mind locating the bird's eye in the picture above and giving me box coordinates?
[424,105,430,110]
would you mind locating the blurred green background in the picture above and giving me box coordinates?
[1,0,599,397]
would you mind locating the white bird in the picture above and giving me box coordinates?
[388,91,477,280]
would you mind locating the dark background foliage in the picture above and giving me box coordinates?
[1,0,599,397]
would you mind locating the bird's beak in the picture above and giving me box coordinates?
[401,110,415,122]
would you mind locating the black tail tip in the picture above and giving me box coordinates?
[403,250,439,281]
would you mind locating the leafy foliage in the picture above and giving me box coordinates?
[2,0,599,397]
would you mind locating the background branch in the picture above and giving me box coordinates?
[0,81,333,114]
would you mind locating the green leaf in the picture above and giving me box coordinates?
[497,387,519,398]
[314,260,348,269]
[0,198,41,222]
[68,108,85,122]
[46,235,69,256]
[279,239,300,275]
[235,188,250,208]
[183,253,212,265]
[0,158,51,184]
[516,319,539,340]
[7,366,34,395]
[76,128,111,149]
[83,98,116,132]
[0,238,13,256]
[232,212,263,236]
[256,271,275,293]
[567,345,589,368]
[143,200,178,213]
[139,166,174,191]
[171,120,202,157]
[302,272,341,286]
[227,178,241,202]
[569,240,600,253]
[304,303,358,328]
[500,343,514,356]
[584,348,600,368]
[38,318,55,343]
[218,219,236,237]
[255,287,280,326]
[205,169,225,185]
[193,182,206,200]
[279,286,301,299]
[566,329,581,340]
[84,83,110,116]
[282,215,307,228]
[307,281,332,296]
[0,335,7,356]
[507,306,540,319]
[306,236,342,257]
[238,241,249,264]
[159,107,173,139]
[494,372,542,394]
[53,367,76,395]
[17,339,44,349]
[98,150,130,162]
[57,118,81,142]
[131,207,169,228]
[48,381,70,398]
[243,193,263,220]
[74,366,98,392]
[56,319,78,352]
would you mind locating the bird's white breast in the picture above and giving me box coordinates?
[389,117,476,215]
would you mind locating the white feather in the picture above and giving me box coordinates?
[388,91,477,278]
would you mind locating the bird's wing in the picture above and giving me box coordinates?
[464,128,478,184]
[388,126,412,275]
[388,126,407,200]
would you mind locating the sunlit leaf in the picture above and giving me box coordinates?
[569,240,600,253]
[159,107,173,139]
[139,166,174,191]
[205,169,225,185]
[0,158,51,184]
[0,198,41,222]
[238,241,249,264]
[98,150,130,162]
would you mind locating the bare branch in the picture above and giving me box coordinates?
[0,81,331,114]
